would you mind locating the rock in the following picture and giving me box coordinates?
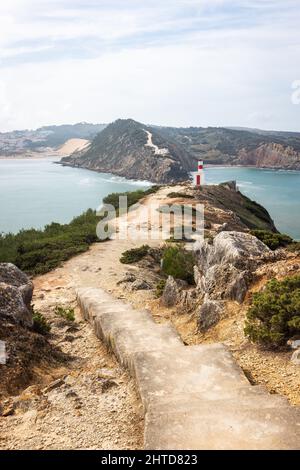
[0,283,33,327]
[198,296,225,332]
[0,263,33,309]
[97,368,117,380]
[195,231,273,303]
[161,276,187,307]
[130,280,150,291]
[287,337,300,350]
[117,272,136,284]
[43,378,65,393]
[1,403,15,417]
[99,379,119,393]
[291,349,300,365]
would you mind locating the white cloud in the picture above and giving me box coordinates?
[0,0,299,131]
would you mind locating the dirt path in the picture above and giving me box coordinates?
[0,186,180,450]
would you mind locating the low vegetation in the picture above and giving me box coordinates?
[32,309,51,335]
[103,186,160,210]
[120,245,150,264]
[54,306,75,322]
[0,187,161,277]
[161,245,195,284]
[167,192,195,199]
[244,276,300,348]
[0,209,100,276]
[251,229,293,250]
[155,279,167,298]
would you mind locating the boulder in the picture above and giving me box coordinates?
[0,263,33,309]
[161,276,187,307]
[291,349,300,366]
[198,296,225,332]
[0,283,33,327]
[0,263,33,327]
[130,280,151,291]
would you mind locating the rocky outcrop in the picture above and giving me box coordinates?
[194,232,277,331]
[0,263,33,327]
[237,143,300,170]
[161,276,188,307]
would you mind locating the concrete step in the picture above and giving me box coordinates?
[146,386,291,413]
[133,344,250,408]
[77,287,300,450]
[145,402,300,450]
[77,288,182,372]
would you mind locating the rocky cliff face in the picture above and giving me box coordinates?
[237,143,300,169]
[61,119,191,183]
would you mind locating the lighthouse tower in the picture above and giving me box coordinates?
[193,160,205,187]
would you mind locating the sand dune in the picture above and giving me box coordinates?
[57,138,90,156]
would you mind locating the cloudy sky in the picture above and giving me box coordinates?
[0,0,299,131]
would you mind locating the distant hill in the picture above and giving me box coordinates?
[0,122,106,155]
[61,119,191,183]
[158,126,300,168]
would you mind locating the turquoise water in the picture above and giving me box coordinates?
[0,158,150,234]
[0,159,300,239]
[205,167,300,240]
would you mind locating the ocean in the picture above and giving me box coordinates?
[0,158,300,239]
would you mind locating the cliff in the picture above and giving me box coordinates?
[61,119,191,183]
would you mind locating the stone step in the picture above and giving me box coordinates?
[77,287,300,450]
[145,402,300,450]
[133,344,250,408]
[146,386,291,413]
[77,288,182,372]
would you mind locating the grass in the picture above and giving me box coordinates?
[120,245,150,264]
[54,306,75,322]
[32,309,51,335]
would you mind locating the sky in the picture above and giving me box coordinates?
[0,0,300,132]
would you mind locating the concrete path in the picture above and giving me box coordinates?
[77,287,300,450]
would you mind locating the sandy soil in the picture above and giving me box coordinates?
[57,139,90,156]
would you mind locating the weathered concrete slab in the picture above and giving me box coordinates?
[145,402,300,450]
[77,287,300,450]
[133,344,249,408]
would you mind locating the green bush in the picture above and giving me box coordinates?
[251,230,293,250]
[244,276,300,348]
[0,209,100,276]
[161,245,195,284]
[155,279,167,298]
[32,309,51,335]
[54,306,75,322]
[103,186,160,210]
[120,245,150,264]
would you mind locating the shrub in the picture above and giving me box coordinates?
[161,245,195,284]
[103,186,160,210]
[167,192,195,199]
[32,309,51,335]
[120,245,150,264]
[155,279,167,298]
[54,306,75,322]
[244,276,300,348]
[251,230,293,250]
[0,209,100,276]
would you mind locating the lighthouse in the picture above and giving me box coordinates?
[193,160,205,187]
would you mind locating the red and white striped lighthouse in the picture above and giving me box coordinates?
[194,160,205,186]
